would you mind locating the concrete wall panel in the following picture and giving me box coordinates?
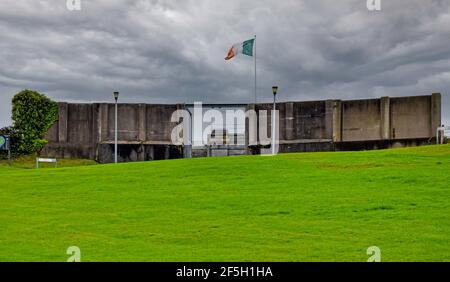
[342,99,381,141]
[46,122,59,142]
[67,104,93,144]
[105,104,140,141]
[292,101,328,140]
[391,96,431,139]
[145,105,179,142]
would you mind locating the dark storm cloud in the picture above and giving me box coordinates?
[0,0,449,127]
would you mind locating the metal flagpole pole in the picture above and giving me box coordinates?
[254,35,257,104]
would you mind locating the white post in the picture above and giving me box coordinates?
[272,94,276,155]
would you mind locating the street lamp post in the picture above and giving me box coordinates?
[272,86,278,155]
[113,91,119,163]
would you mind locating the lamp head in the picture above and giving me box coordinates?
[113,91,119,101]
[272,86,278,96]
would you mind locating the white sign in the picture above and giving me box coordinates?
[36,158,58,169]
[37,158,57,163]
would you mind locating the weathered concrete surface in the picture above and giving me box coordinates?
[342,99,381,141]
[254,100,330,142]
[279,141,334,153]
[44,103,97,159]
[380,97,390,139]
[431,93,442,134]
[391,96,431,139]
[331,100,342,142]
[44,103,183,162]
[292,101,329,140]
[43,93,441,162]
[97,144,182,163]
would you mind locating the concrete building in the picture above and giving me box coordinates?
[43,93,441,163]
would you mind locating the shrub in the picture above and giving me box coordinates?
[11,90,58,155]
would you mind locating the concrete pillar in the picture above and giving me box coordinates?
[92,104,102,160]
[58,102,68,143]
[94,104,102,144]
[100,104,109,141]
[380,96,391,139]
[332,100,342,142]
[431,93,442,137]
[285,102,295,140]
[138,104,146,141]
[325,100,334,140]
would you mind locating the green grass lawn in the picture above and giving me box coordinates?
[1,145,450,262]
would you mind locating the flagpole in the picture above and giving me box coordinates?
[254,35,257,104]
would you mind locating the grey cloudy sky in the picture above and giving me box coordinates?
[0,0,449,128]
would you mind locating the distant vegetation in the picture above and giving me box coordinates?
[9,89,58,156]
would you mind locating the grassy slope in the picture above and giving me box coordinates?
[0,155,97,169]
[0,145,449,262]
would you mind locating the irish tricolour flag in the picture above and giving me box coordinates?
[225,39,255,60]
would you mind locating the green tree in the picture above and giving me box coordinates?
[12,90,58,155]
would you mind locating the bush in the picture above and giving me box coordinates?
[11,90,58,155]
